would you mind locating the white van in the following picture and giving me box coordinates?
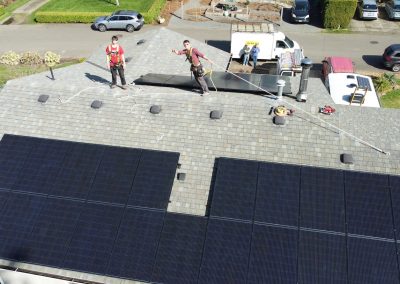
[358,0,378,19]
[385,0,400,20]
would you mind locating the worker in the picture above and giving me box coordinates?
[172,40,213,96]
[250,44,260,68]
[106,35,127,89]
[242,44,251,66]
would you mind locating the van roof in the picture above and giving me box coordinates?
[327,56,355,73]
[361,0,377,4]
[328,73,380,108]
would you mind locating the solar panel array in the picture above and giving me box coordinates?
[1,136,400,284]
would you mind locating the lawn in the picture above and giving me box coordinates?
[0,0,32,22]
[0,59,82,87]
[380,89,400,109]
[38,0,156,13]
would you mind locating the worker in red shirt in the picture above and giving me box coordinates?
[172,40,213,96]
[106,35,127,89]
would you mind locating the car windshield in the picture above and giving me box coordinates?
[295,3,309,11]
[395,4,400,9]
[284,36,294,48]
[364,4,377,9]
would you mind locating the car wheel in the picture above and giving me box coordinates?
[126,24,134,33]
[98,24,106,32]
[392,64,400,72]
[134,25,142,31]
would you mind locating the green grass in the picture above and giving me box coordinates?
[0,59,82,87]
[380,89,400,109]
[37,0,155,13]
[0,0,32,22]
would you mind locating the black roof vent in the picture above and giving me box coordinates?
[150,105,161,114]
[38,95,49,103]
[91,100,103,109]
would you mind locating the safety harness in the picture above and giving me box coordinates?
[107,44,121,67]
[185,47,206,77]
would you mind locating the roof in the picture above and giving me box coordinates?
[0,27,400,283]
[327,73,380,107]
[327,56,355,73]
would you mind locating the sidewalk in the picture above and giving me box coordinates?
[7,0,49,24]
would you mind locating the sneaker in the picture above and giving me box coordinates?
[201,92,210,96]
[110,84,117,89]
[121,85,128,90]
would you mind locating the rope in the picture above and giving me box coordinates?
[209,61,390,155]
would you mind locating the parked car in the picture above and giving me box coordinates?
[383,44,400,72]
[215,3,238,11]
[385,0,400,20]
[291,0,310,23]
[357,0,378,20]
[322,56,356,83]
[93,10,144,32]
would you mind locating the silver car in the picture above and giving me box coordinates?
[93,10,144,33]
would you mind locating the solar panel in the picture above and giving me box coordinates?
[87,146,141,204]
[151,213,208,284]
[128,150,179,209]
[389,176,400,240]
[345,183,394,239]
[247,225,298,284]
[348,237,399,284]
[298,231,347,283]
[51,143,105,199]
[25,197,84,267]
[0,192,47,261]
[107,208,165,281]
[259,74,291,94]
[12,139,71,194]
[300,167,345,232]
[357,76,371,91]
[345,171,388,187]
[63,203,124,274]
[0,135,39,189]
[255,162,300,226]
[210,158,258,221]
[198,218,252,284]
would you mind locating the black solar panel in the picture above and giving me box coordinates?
[0,135,39,189]
[12,139,71,194]
[389,176,400,240]
[152,213,208,284]
[63,203,124,274]
[25,197,84,267]
[87,146,141,204]
[300,167,345,232]
[345,183,394,239]
[107,208,165,281]
[298,231,347,283]
[357,76,372,91]
[247,225,297,284]
[0,192,47,261]
[210,158,258,221]
[255,162,300,226]
[128,150,179,209]
[345,171,388,187]
[198,218,252,284]
[348,237,399,284]
[51,143,105,199]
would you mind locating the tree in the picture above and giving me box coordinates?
[115,0,119,6]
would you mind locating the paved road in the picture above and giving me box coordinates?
[0,22,396,73]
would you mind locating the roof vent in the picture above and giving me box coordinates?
[38,95,49,103]
[137,39,146,45]
[210,110,222,119]
[91,100,103,109]
[177,173,186,181]
[347,75,355,79]
[273,116,286,125]
[340,153,354,164]
[150,105,161,114]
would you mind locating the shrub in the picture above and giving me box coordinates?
[0,6,5,17]
[19,52,43,65]
[44,51,61,67]
[0,51,20,65]
[143,0,166,24]
[35,12,105,23]
[323,0,357,29]
[373,73,397,94]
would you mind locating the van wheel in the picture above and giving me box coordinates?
[126,24,134,33]
[392,64,400,72]
[98,24,106,32]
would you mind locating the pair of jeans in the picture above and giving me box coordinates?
[192,65,209,94]
[243,53,250,65]
[252,55,258,67]
[110,65,126,86]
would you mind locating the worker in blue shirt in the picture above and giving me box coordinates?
[250,44,260,68]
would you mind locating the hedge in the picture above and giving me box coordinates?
[322,0,357,29]
[35,12,106,23]
[0,6,5,17]
[142,0,166,23]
